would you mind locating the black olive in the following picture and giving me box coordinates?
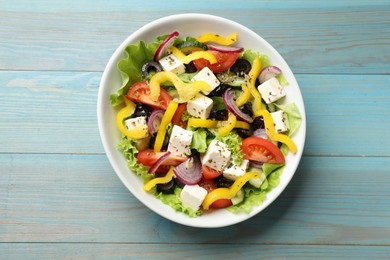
[141,61,163,78]
[207,84,229,97]
[133,103,152,118]
[251,116,265,130]
[216,175,234,188]
[175,178,186,188]
[209,109,228,120]
[185,62,198,73]
[236,128,253,139]
[161,134,170,150]
[239,103,253,117]
[157,179,176,194]
[231,59,252,76]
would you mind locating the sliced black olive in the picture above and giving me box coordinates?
[207,84,228,97]
[141,61,163,78]
[157,179,176,194]
[216,175,234,188]
[239,103,253,117]
[185,61,198,73]
[236,128,253,139]
[251,116,265,130]
[133,103,153,118]
[209,109,228,121]
[161,134,170,150]
[231,59,252,76]
[175,178,186,188]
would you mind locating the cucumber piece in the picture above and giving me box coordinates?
[231,189,245,205]
[248,167,266,188]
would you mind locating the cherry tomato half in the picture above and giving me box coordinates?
[193,50,240,73]
[241,136,285,164]
[127,81,172,110]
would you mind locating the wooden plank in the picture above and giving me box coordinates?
[1,72,389,156]
[1,154,389,245]
[0,3,389,73]
[0,243,390,259]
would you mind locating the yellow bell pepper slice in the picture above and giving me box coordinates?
[154,101,178,152]
[254,109,297,153]
[197,32,238,46]
[216,112,236,136]
[235,121,250,130]
[116,98,149,139]
[144,166,175,191]
[149,71,211,103]
[235,83,251,107]
[202,171,260,210]
[187,118,218,128]
[248,57,297,153]
[170,46,217,64]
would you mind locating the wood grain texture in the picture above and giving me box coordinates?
[1,154,389,245]
[1,72,389,156]
[1,0,390,258]
[1,243,390,260]
[0,1,389,73]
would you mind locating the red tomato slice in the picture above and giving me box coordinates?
[241,136,285,164]
[171,103,187,128]
[137,149,187,167]
[127,81,172,110]
[202,165,223,180]
[192,50,240,73]
[198,178,232,209]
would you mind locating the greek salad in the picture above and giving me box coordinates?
[110,31,302,216]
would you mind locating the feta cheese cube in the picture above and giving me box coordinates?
[271,110,289,133]
[191,67,220,95]
[167,125,193,157]
[158,54,185,75]
[202,140,231,172]
[180,184,208,211]
[124,116,149,139]
[223,159,250,181]
[257,77,286,104]
[187,93,214,119]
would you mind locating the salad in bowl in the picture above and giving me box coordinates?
[98,13,306,228]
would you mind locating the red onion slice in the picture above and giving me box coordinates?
[249,160,264,169]
[148,151,171,174]
[258,66,282,83]
[222,88,253,123]
[147,109,164,135]
[173,155,202,185]
[253,128,268,139]
[207,44,243,53]
[154,31,179,61]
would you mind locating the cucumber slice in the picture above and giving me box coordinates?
[231,189,245,205]
[248,167,266,188]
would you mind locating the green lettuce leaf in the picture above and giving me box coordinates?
[191,128,209,153]
[110,40,161,107]
[215,132,244,165]
[156,187,202,217]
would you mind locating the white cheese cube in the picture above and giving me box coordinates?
[158,54,185,75]
[257,77,286,104]
[180,184,208,211]
[223,159,250,181]
[187,93,214,119]
[271,110,289,133]
[202,140,231,172]
[124,116,149,139]
[191,67,220,95]
[167,125,193,157]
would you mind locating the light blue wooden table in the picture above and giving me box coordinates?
[1,1,390,259]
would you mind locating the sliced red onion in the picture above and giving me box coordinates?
[250,160,264,169]
[147,109,164,135]
[222,88,253,123]
[258,66,282,83]
[154,31,179,61]
[253,128,268,139]
[173,155,202,185]
[207,44,243,53]
[148,151,171,174]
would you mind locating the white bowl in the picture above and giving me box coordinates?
[97,13,306,228]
